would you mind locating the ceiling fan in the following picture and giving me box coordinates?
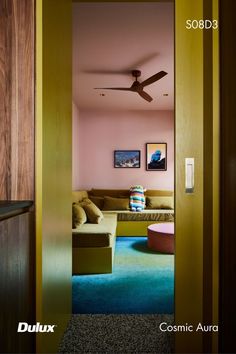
[94,70,168,102]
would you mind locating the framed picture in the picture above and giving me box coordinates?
[146,143,167,171]
[114,150,141,168]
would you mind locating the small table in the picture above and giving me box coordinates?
[147,222,174,254]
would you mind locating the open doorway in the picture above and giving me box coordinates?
[32,0,220,351]
[34,0,219,352]
[71,1,175,316]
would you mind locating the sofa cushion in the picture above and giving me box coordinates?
[146,196,174,209]
[80,198,104,224]
[72,203,87,227]
[103,196,130,210]
[89,189,129,198]
[72,190,88,203]
[102,210,174,222]
[89,196,104,210]
[89,189,173,197]
[72,213,117,247]
[145,190,173,197]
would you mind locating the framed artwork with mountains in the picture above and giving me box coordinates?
[114,150,141,168]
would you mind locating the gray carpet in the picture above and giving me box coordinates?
[59,314,174,353]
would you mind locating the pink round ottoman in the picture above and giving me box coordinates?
[147,222,175,254]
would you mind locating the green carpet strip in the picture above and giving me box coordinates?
[73,237,174,314]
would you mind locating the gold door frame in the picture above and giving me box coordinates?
[36,1,219,353]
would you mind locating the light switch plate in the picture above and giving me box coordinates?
[185,158,194,193]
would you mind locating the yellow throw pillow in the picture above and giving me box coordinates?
[72,203,87,228]
[146,196,174,209]
[103,196,130,210]
[80,198,104,224]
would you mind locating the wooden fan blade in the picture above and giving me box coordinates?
[94,87,132,91]
[138,90,153,102]
[140,71,168,87]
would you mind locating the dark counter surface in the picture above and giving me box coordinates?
[0,201,33,216]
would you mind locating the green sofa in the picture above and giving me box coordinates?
[72,189,174,274]
[72,190,117,274]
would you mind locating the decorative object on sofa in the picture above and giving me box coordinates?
[146,143,167,171]
[129,185,146,212]
[94,69,168,102]
[114,150,140,168]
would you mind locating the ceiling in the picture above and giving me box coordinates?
[73,2,174,111]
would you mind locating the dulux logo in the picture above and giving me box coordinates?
[17,322,56,333]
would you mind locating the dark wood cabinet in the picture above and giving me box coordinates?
[0,208,35,353]
[0,0,35,352]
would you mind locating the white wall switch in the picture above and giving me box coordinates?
[185,158,194,193]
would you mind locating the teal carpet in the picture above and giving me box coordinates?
[72,237,174,314]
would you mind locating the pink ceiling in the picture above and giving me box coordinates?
[73,2,174,110]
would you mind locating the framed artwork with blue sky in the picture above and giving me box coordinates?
[146,143,167,171]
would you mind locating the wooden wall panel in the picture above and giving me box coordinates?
[0,1,11,199]
[0,0,35,200]
[0,211,35,353]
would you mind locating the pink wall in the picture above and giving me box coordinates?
[72,102,80,190]
[74,109,174,190]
